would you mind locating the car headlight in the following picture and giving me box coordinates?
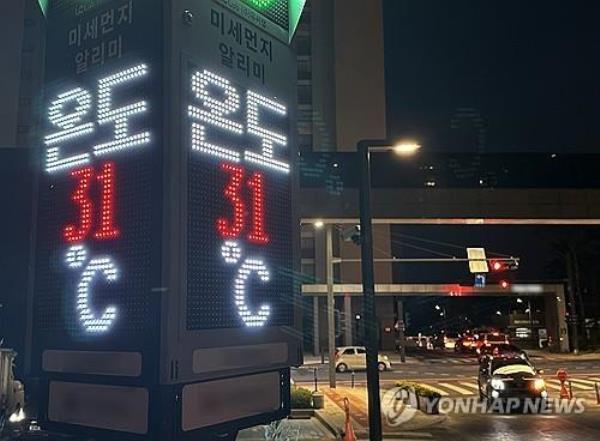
[9,409,26,423]
[533,379,546,391]
[491,378,505,390]
[383,355,389,360]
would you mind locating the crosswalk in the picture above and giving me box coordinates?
[418,357,476,365]
[407,377,600,397]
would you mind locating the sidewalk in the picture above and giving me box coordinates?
[315,387,447,440]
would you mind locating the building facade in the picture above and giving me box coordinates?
[0,0,45,150]
[0,0,45,374]
[294,0,397,354]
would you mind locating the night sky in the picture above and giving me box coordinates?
[383,0,600,153]
[382,1,600,332]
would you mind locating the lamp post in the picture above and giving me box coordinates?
[357,139,420,441]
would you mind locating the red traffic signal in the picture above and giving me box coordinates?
[489,258,519,272]
[491,260,503,271]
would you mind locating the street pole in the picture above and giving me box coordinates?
[326,224,336,388]
[358,140,382,441]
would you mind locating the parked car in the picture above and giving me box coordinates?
[335,346,392,372]
[478,354,547,406]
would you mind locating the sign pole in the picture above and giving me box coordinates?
[358,140,382,441]
[326,224,337,388]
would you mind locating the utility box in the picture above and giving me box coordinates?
[28,1,304,439]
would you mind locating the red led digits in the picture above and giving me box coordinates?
[217,163,245,239]
[64,167,94,243]
[94,162,120,240]
[247,172,269,245]
[63,162,121,243]
[217,163,270,245]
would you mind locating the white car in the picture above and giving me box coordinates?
[335,346,391,373]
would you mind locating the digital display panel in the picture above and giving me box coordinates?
[186,61,294,330]
[32,0,162,352]
[241,0,289,30]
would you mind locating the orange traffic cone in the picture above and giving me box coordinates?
[557,369,571,399]
[343,397,356,441]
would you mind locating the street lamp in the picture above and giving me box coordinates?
[357,138,420,441]
[393,141,422,156]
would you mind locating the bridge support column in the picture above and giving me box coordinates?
[313,296,320,356]
[344,294,353,346]
[545,286,569,352]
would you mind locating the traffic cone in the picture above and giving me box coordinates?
[343,397,356,441]
[557,369,570,400]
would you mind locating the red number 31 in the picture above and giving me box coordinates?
[64,162,120,243]
[217,162,269,245]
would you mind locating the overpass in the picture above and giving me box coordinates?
[297,152,600,353]
[299,152,600,221]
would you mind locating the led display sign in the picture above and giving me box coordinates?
[32,0,163,356]
[186,64,294,330]
[31,0,300,438]
[34,61,161,341]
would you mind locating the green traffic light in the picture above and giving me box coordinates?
[244,0,277,11]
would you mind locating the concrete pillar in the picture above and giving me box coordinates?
[376,297,396,350]
[326,225,336,388]
[544,286,569,353]
[313,296,320,356]
[344,294,352,346]
[555,286,570,352]
[313,227,327,357]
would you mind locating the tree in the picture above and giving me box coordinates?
[546,228,600,351]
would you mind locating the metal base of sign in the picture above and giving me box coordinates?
[35,369,290,441]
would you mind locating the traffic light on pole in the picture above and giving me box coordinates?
[489,258,519,272]
[491,260,503,272]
